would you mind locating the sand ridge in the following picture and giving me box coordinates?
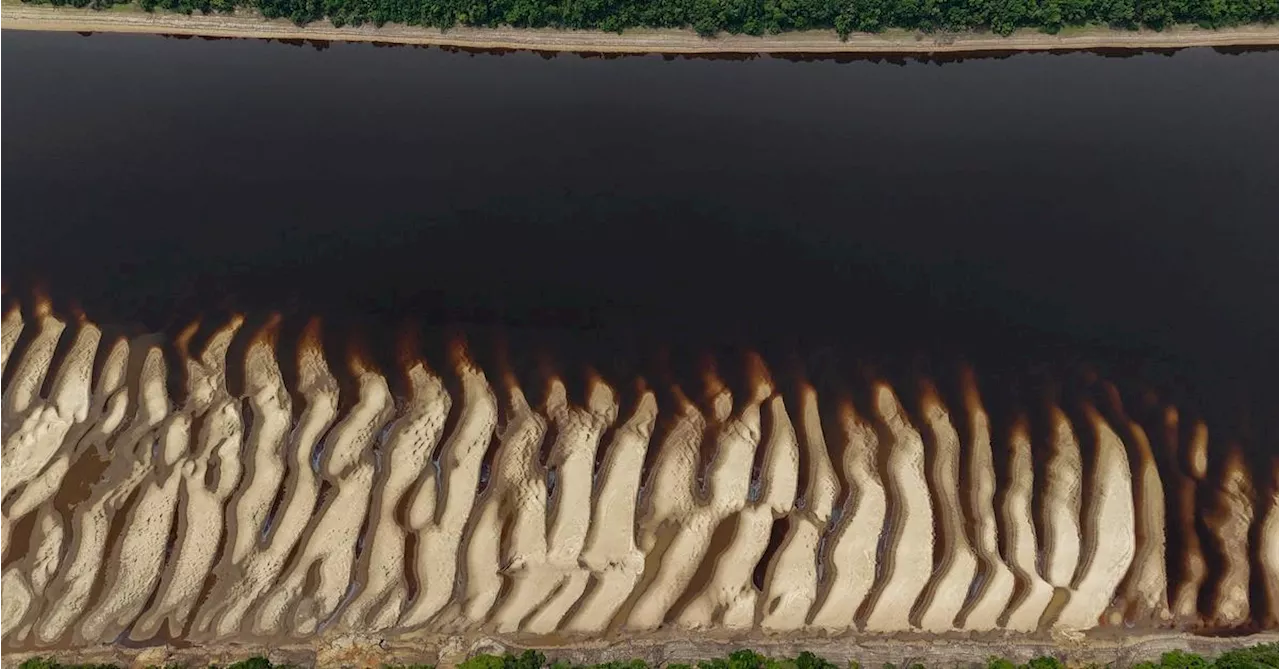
[1203,449,1254,627]
[911,381,978,632]
[953,368,1016,631]
[807,400,883,630]
[1167,414,1209,623]
[997,417,1054,632]
[1100,384,1169,626]
[758,383,837,631]
[564,387,658,633]
[859,384,936,632]
[1260,483,1279,628]
[1,309,1275,653]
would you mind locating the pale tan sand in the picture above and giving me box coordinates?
[398,353,498,630]
[670,378,757,631]
[912,382,978,632]
[460,380,549,630]
[685,505,773,629]
[0,315,68,509]
[1168,416,1209,622]
[36,344,170,646]
[340,361,450,631]
[760,384,836,630]
[1260,489,1279,627]
[0,316,100,639]
[186,325,295,639]
[3,337,131,648]
[862,384,934,632]
[134,319,247,641]
[998,418,1054,632]
[1187,422,1209,480]
[0,334,131,644]
[0,305,24,379]
[809,402,883,630]
[4,456,70,571]
[1204,449,1254,627]
[5,308,1280,650]
[0,309,77,634]
[223,320,292,573]
[21,335,136,644]
[676,391,797,630]
[1,566,36,642]
[629,376,770,630]
[623,390,708,630]
[1102,385,1170,625]
[564,389,659,633]
[1,508,66,643]
[257,362,392,636]
[1056,405,1135,630]
[1,320,99,550]
[69,326,205,651]
[753,396,801,515]
[523,378,618,634]
[201,322,337,639]
[2,304,59,420]
[954,369,1016,631]
[1040,406,1083,590]
[78,415,189,642]
[57,332,198,647]
[44,322,100,425]
[2,5,1276,54]
[27,510,67,607]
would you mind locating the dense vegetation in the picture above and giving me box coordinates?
[22,0,1279,41]
[16,643,1280,669]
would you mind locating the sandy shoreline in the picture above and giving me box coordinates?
[2,4,1276,54]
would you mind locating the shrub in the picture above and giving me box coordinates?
[19,660,119,669]
[16,642,1280,669]
[224,659,273,669]
[1214,643,1279,669]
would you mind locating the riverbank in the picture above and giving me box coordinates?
[2,4,1276,54]
[4,632,1280,669]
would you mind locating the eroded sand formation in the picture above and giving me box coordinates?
[1,306,1276,654]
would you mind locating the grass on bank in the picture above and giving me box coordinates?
[14,643,1280,669]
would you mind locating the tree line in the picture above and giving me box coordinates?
[28,0,1278,40]
[14,644,1280,669]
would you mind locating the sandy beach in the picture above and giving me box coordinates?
[2,3,1276,54]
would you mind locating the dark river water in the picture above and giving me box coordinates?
[2,31,1276,428]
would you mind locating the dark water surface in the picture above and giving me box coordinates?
[2,32,1276,415]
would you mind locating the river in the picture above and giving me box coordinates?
[2,31,1276,422]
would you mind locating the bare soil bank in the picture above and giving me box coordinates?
[2,4,1277,53]
[3,631,1279,668]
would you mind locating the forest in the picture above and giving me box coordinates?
[22,0,1280,49]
